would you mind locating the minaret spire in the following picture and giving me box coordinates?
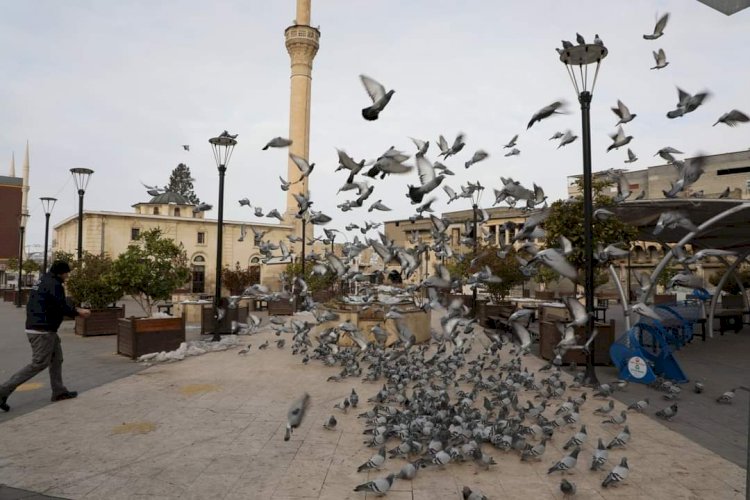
[21,141,30,217]
[9,152,15,177]
[284,0,320,231]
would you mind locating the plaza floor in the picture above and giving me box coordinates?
[0,300,747,499]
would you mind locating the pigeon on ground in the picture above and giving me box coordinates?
[655,404,678,420]
[563,425,587,450]
[357,446,386,472]
[606,426,631,449]
[359,75,395,121]
[602,410,627,425]
[713,110,749,127]
[694,381,705,393]
[323,415,337,430]
[547,447,580,474]
[462,486,488,500]
[353,474,395,495]
[594,400,615,415]
[560,479,576,497]
[612,100,637,125]
[602,457,630,487]
[643,12,669,40]
[284,393,310,441]
[591,438,609,471]
[627,398,649,412]
[651,48,669,69]
[397,460,423,480]
[349,388,359,408]
[716,388,736,404]
[528,101,565,129]
[262,137,292,150]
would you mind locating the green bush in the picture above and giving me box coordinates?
[283,261,336,293]
[66,252,123,309]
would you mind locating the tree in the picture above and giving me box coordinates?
[283,261,337,294]
[166,163,200,204]
[66,252,122,309]
[543,178,638,286]
[51,250,75,267]
[445,244,527,303]
[110,228,190,315]
[222,262,260,295]
[21,259,40,285]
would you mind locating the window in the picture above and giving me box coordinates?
[197,232,205,244]
[131,228,140,240]
[153,207,160,215]
[174,207,181,217]
[717,166,750,176]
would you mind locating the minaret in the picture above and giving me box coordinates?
[284,0,320,231]
[9,152,15,177]
[21,141,30,217]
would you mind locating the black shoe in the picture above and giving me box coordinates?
[51,391,78,402]
[0,396,9,412]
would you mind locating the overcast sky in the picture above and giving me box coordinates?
[2,0,749,252]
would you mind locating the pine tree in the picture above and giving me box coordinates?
[166,163,200,204]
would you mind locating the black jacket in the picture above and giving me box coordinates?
[25,273,78,332]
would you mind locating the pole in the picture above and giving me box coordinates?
[43,213,51,274]
[472,203,478,317]
[301,218,307,276]
[16,226,25,308]
[579,90,598,386]
[214,164,226,333]
[77,189,84,262]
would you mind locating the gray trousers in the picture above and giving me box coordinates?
[0,333,67,399]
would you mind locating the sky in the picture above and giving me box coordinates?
[2,0,749,253]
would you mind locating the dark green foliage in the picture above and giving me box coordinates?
[446,244,527,303]
[166,163,200,204]
[283,261,337,293]
[110,228,190,315]
[66,252,123,309]
[222,262,260,295]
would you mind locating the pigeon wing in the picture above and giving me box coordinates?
[360,75,386,103]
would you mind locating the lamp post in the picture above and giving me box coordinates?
[40,197,57,274]
[300,214,308,277]
[16,211,29,307]
[469,182,485,317]
[559,39,608,386]
[70,168,94,262]
[209,132,237,336]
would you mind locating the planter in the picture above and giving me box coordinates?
[535,290,555,301]
[539,320,615,365]
[312,289,335,303]
[3,289,15,302]
[200,304,249,334]
[75,307,126,336]
[268,298,296,316]
[117,315,186,359]
[3,289,29,304]
[654,294,677,305]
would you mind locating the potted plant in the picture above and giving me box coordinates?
[66,252,124,336]
[197,262,254,333]
[279,261,337,312]
[110,228,190,358]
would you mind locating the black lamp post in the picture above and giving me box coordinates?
[469,182,485,317]
[16,211,29,308]
[40,197,57,274]
[70,168,94,262]
[209,132,237,336]
[559,39,608,386]
[300,214,309,276]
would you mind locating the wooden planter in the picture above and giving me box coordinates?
[200,304,249,334]
[312,289,335,303]
[75,307,125,336]
[535,290,555,301]
[117,315,186,359]
[3,289,15,302]
[654,294,677,305]
[539,320,615,365]
[3,289,29,304]
[268,298,296,316]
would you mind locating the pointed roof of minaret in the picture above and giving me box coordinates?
[23,140,29,172]
[9,152,15,177]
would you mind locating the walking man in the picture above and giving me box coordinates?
[0,261,91,412]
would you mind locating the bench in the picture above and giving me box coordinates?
[487,305,522,333]
[155,301,174,315]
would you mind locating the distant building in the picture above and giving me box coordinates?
[0,175,23,285]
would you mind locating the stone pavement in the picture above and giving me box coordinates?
[0,303,746,499]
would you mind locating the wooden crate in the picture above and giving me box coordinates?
[75,307,125,336]
[268,298,296,316]
[200,304,249,334]
[117,316,185,360]
[539,320,615,365]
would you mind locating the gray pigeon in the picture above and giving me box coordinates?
[360,75,395,121]
[547,447,580,474]
[465,150,489,169]
[643,12,669,39]
[591,438,609,470]
[557,130,578,148]
[560,479,576,497]
[651,48,669,69]
[503,134,518,148]
[192,202,212,213]
[716,388,736,404]
[624,148,638,163]
[323,415,337,430]
[602,457,629,487]
[262,137,292,150]
[667,87,710,119]
[713,109,749,127]
[504,147,520,157]
[606,426,631,449]
[357,446,386,472]
[528,101,565,129]
[289,153,315,182]
[607,126,633,152]
[284,393,310,441]
[353,474,395,495]
[612,100,637,125]
[462,486,488,500]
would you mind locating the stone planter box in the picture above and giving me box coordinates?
[268,298,296,316]
[75,307,125,336]
[117,316,186,360]
[200,304,249,334]
[539,320,615,365]
[315,302,430,347]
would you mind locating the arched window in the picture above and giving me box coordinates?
[191,255,206,293]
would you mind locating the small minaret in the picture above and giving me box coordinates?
[9,152,15,177]
[21,141,30,217]
[284,0,320,232]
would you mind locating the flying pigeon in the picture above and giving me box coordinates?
[503,134,518,148]
[504,148,520,157]
[607,126,633,152]
[262,137,293,150]
[527,101,565,129]
[643,12,669,40]
[289,153,315,182]
[713,109,749,127]
[624,148,638,163]
[266,209,284,221]
[612,100,637,125]
[465,150,489,168]
[437,133,466,159]
[667,87,710,119]
[651,48,669,69]
[368,200,391,212]
[192,202,212,213]
[549,131,564,140]
[557,130,578,148]
[359,75,395,121]
[182,145,190,151]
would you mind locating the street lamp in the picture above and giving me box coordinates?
[40,197,57,274]
[559,39,608,386]
[16,211,29,308]
[469,182,485,317]
[209,131,237,337]
[70,168,94,262]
